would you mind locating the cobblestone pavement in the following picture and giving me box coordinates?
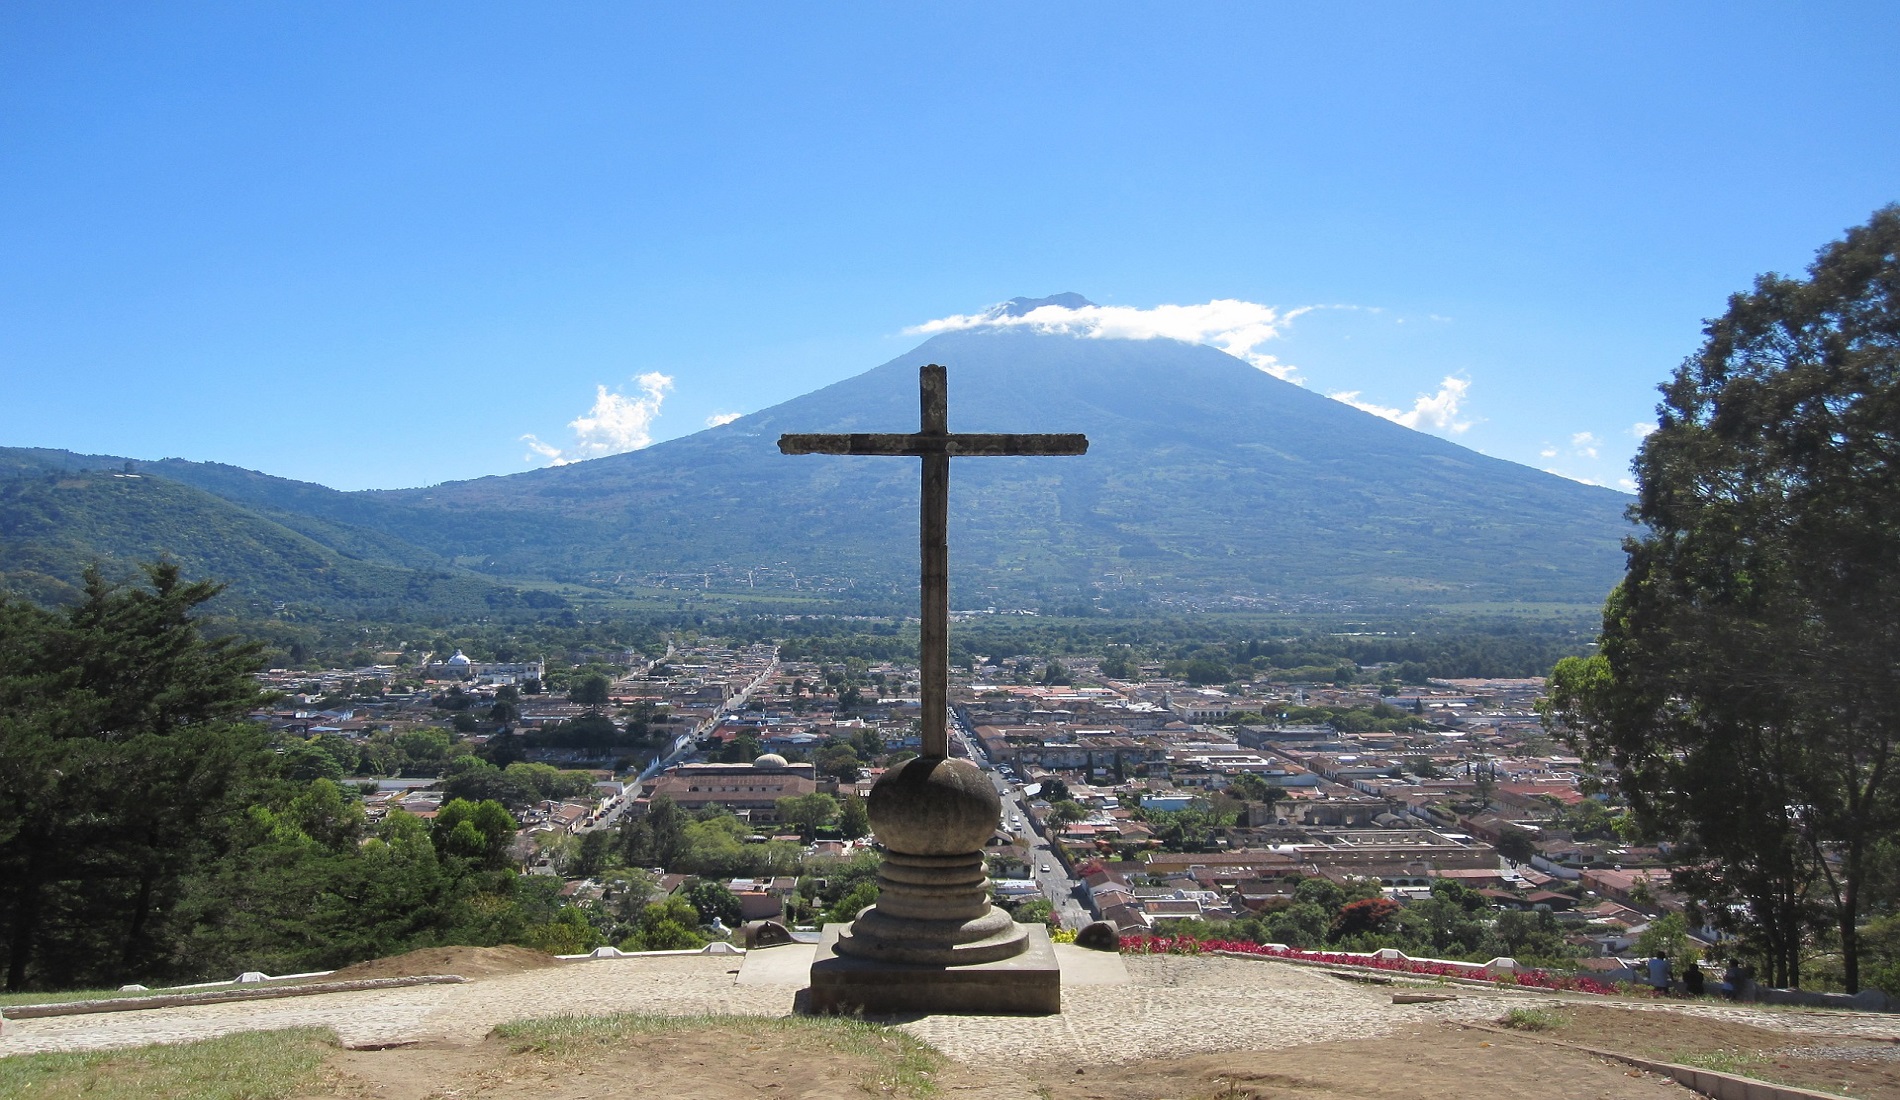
[2,953,1892,1063]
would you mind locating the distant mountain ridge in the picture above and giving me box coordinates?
[1,325,1631,614]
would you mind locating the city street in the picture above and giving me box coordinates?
[957,715,1093,930]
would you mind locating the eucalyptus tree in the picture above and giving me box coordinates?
[1546,206,1900,990]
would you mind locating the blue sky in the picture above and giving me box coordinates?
[3,4,1895,491]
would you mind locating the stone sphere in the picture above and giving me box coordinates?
[866,756,1002,856]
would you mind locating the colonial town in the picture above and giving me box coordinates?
[3,6,1897,1099]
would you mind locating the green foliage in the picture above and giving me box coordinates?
[522,907,601,955]
[1498,1008,1563,1032]
[616,896,707,952]
[0,565,275,990]
[1637,912,1690,961]
[683,880,742,926]
[0,1026,337,1100]
[775,792,839,839]
[825,881,879,925]
[1543,206,1900,993]
[838,795,871,839]
[432,799,519,871]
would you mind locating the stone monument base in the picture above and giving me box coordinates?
[806,921,1061,1015]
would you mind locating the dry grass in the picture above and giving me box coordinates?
[492,1012,945,1097]
[0,1027,336,1100]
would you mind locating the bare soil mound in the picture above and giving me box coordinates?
[1522,1004,1900,1100]
[323,1015,954,1100]
[326,946,560,983]
[1030,1023,1690,1100]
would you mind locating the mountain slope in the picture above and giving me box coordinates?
[0,456,547,615]
[2,327,1632,613]
[369,327,1631,606]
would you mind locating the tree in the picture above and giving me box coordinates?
[837,795,871,840]
[1544,207,1900,991]
[775,792,839,839]
[1049,800,1088,827]
[814,742,863,782]
[684,879,742,926]
[571,830,614,879]
[619,795,690,870]
[0,565,273,990]
[825,881,879,924]
[1225,772,1283,804]
[1331,897,1402,942]
[570,673,611,709]
[1039,777,1071,804]
[432,799,519,871]
[1496,827,1538,864]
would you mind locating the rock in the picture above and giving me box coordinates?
[1075,921,1122,951]
[744,920,796,949]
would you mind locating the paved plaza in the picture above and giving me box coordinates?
[2,950,1893,1066]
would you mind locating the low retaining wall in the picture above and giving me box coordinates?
[0,975,466,1022]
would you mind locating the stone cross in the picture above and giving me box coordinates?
[779,364,1088,759]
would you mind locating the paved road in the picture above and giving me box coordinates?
[956,719,1092,930]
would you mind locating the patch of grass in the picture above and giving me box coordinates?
[0,1027,336,1100]
[492,1012,944,1098]
[1496,1007,1564,1032]
[1677,1049,1764,1076]
[0,988,127,1009]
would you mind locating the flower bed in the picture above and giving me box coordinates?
[1119,936,1627,996]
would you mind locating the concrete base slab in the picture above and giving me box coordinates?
[737,943,819,986]
[1053,943,1129,986]
[806,922,1061,1015]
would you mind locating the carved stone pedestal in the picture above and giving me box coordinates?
[805,755,1060,1015]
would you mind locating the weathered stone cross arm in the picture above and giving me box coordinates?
[774,364,1088,763]
[778,433,1088,457]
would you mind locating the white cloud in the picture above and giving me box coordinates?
[1571,431,1600,459]
[1539,445,1559,458]
[705,411,742,428]
[911,298,1312,381]
[521,372,674,466]
[1330,376,1474,434]
[1630,420,1657,439]
[1618,477,1638,491]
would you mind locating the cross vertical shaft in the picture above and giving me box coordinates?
[919,365,950,758]
[778,363,1087,764]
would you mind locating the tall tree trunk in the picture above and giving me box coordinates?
[6,875,43,992]
[121,869,157,976]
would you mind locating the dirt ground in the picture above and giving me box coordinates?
[309,1020,1713,1100]
[1027,1023,1691,1100]
[317,1027,946,1100]
[326,946,562,983]
[1508,1003,1900,1100]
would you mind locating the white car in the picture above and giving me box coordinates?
[1040,864,1052,874]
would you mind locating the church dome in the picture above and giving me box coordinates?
[447,650,472,666]
[753,753,790,769]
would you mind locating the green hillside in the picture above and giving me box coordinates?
[0,463,548,617]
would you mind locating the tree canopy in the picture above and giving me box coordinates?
[1545,206,1900,991]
